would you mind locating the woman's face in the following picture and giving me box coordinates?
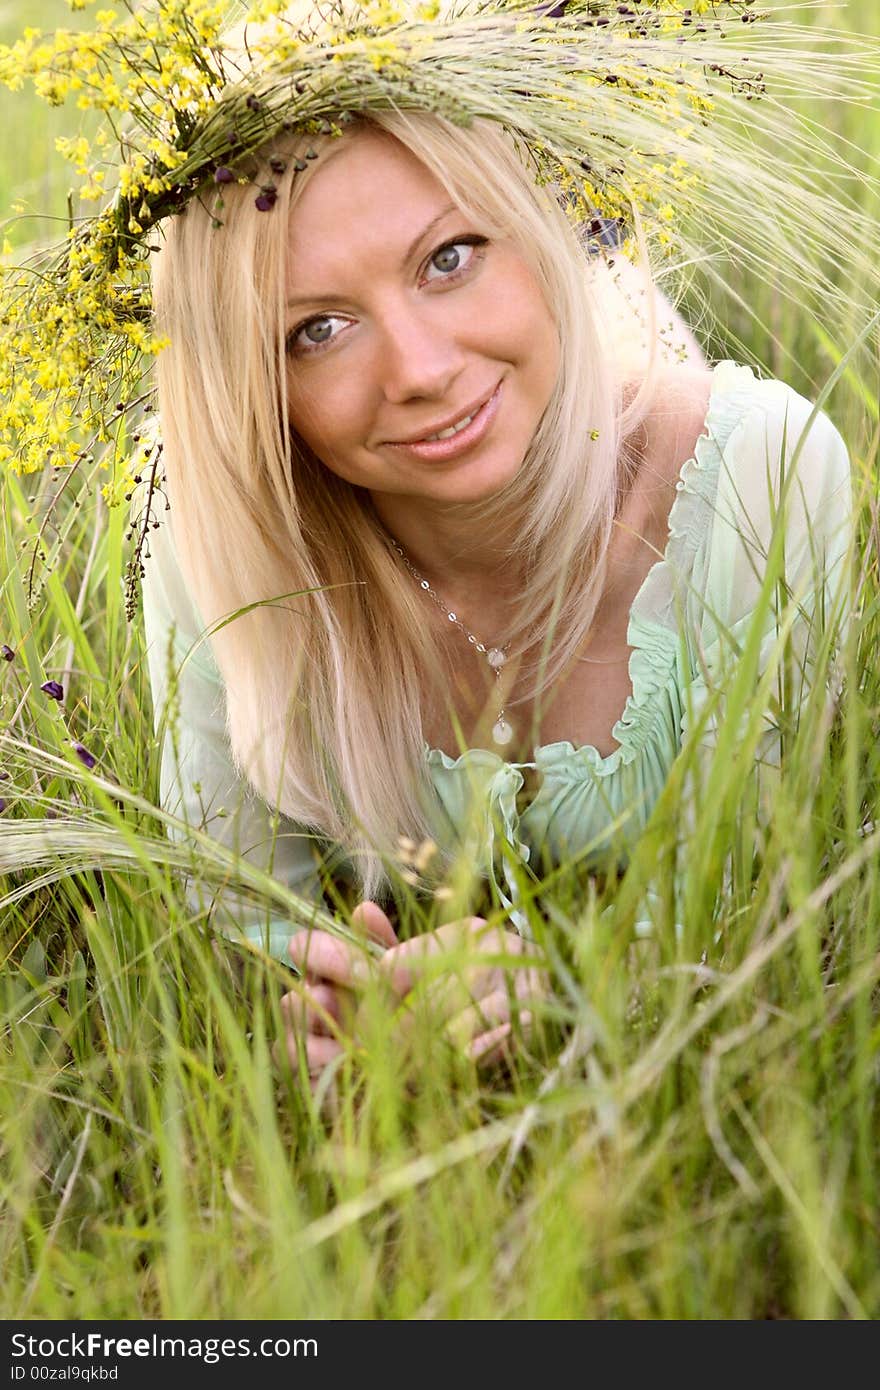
[283,129,561,507]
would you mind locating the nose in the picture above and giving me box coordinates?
[375,301,466,405]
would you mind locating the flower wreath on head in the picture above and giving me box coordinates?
[0,0,877,619]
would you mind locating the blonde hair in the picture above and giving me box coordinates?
[152,107,658,899]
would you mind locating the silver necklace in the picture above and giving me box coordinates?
[387,537,514,748]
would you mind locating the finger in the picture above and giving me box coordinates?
[306,1033,345,1073]
[440,927,546,1005]
[511,959,548,1004]
[446,987,533,1049]
[288,929,373,987]
[275,1026,345,1077]
[351,900,399,949]
[380,947,485,1010]
[381,917,489,1001]
[388,917,488,966]
[384,920,531,1018]
[393,919,530,981]
[391,964,503,1049]
[468,1022,514,1067]
[281,982,354,1037]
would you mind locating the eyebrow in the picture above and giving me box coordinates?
[286,202,459,308]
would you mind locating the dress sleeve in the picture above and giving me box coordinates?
[684,379,854,784]
[140,502,331,963]
[628,378,853,942]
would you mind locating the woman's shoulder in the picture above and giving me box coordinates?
[704,364,852,530]
[627,364,716,546]
[640,360,850,505]
[644,363,715,472]
[690,365,852,614]
[619,362,851,609]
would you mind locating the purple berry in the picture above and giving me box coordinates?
[73,743,96,770]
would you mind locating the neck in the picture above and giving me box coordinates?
[371,491,524,597]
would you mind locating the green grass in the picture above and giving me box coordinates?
[1,0,880,1319]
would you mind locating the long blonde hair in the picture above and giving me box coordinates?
[152,108,658,899]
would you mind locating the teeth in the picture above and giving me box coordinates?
[424,408,477,442]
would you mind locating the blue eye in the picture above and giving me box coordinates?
[287,313,349,355]
[431,244,464,273]
[303,317,334,344]
[423,236,487,283]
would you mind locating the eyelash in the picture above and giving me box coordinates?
[285,234,489,358]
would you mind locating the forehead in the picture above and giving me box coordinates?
[285,130,456,284]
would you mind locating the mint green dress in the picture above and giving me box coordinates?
[140,362,853,960]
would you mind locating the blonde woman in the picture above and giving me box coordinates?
[139,97,852,1083]
[79,1,866,1090]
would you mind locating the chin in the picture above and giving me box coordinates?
[428,448,525,504]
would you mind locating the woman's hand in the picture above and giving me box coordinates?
[276,901,398,1086]
[276,902,547,1088]
[379,913,547,1065]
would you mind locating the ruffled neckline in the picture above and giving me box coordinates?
[425,360,759,779]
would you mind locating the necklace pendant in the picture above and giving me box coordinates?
[487,647,506,669]
[492,716,514,747]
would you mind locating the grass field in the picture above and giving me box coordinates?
[1,1,879,1320]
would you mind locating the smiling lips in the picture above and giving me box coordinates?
[383,383,503,462]
[422,406,482,442]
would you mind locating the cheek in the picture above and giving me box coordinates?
[542,327,562,400]
[286,370,362,459]
[488,259,559,378]
[514,291,560,404]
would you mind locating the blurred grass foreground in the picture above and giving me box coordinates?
[1,0,880,1320]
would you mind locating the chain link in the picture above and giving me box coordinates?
[386,536,514,745]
